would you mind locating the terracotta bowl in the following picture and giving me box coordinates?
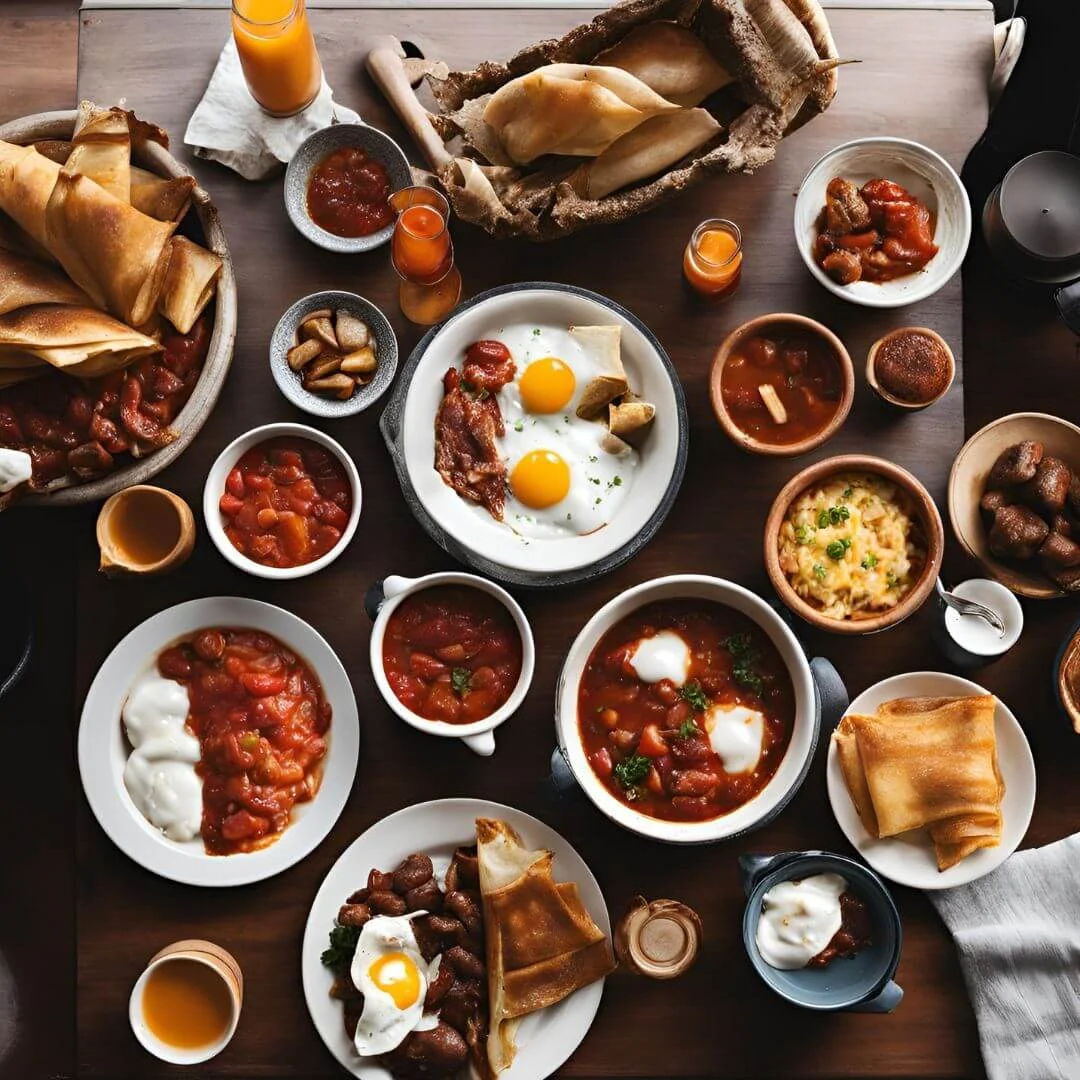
[866,327,955,411]
[709,313,854,457]
[1054,622,1080,733]
[0,109,237,507]
[949,412,1080,599]
[764,454,944,634]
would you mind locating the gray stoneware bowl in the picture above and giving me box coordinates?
[284,122,412,253]
[740,850,903,1012]
[270,291,398,418]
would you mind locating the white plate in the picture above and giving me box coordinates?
[794,137,971,309]
[78,597,359,887]
[398,285,685,578]
[302,798,609,1080]
[826,672,1035,889]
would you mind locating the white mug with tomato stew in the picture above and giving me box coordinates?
[365,571,535,756]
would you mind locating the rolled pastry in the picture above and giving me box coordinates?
[131,166,195,222]
[65,101,132,202]
[0,249,91,316]
[157,236,221,334]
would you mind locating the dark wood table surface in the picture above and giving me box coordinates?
[2,3,1080,1079]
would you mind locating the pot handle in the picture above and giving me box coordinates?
[363,575,415,621]
[738,852,803,896]
[849,979,904,1014]
[462,730,496,757]
[810,656,848,730]
[548,745,578,798]
[1054,281,1080,335]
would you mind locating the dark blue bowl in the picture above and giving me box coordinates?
[740,850,903,1012]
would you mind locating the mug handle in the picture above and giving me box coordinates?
[849,979,904,1014]
[363,575,415,621]
[462,730,496,757]
[738,852,802,897]
[548,745,578,798]
[810,656,849,730]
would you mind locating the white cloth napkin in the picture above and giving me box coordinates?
[184,37,360,181]
[929,833,1080,1080]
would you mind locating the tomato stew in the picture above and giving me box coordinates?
[807,891,874,968]
[721,329,844,446]
[306,147,393,238]
[157,627,331,855]
[219,436,353,569]
[577,601,795,822]
[382,586,522,725]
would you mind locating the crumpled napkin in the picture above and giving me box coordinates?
[184,37,360,181]
[929,832,1080,1080]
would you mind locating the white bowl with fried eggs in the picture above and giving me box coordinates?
[381,284,687,586]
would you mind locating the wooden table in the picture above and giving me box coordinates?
[3,3,1080,1079]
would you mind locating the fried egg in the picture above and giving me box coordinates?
[350,914,439,1057]
[628,630,691,686]
[703,703,765,774]
[493,323,638,538]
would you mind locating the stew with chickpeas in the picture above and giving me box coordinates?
[577,601,795,822]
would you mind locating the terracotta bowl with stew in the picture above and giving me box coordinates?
[203,422,361,580]
[709,313,854,457]
[365,571,535,756]
[764,454,944,635]
[552,575,849,844]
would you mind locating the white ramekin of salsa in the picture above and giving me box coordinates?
[203,422,361,579]
[366,571,534,755]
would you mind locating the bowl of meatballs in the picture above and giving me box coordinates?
[949,412,1080,598]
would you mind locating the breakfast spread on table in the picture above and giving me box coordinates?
[4,0,1068,1074]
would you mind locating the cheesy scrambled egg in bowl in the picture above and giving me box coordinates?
[777,473,926,620]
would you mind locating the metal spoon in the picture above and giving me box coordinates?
[935,578,1006,636]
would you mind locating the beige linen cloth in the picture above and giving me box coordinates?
[929,832,1080,1080]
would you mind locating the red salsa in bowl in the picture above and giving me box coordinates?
[577,600,795,822]
[382,586,523,725]
[306,147,393,239]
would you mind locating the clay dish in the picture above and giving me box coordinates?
[96,485,195,576]
[866,327,955,411]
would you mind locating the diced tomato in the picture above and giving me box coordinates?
[226,467,245,498]
[638,723,668,758]
[240,672,288,697]
[590,748,613,780]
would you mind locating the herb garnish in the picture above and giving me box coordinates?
[794,524,815,545]
[513,420,524,433]
[451,667,472,695]
[813,563,827,580]
[679,681,709,712]
[613,753,651,796]
[861,553,878,570]
[678,718,700,739]
[724,633,765,696]
[817,505,851,528]
[321,924,361,971]
[842,485,853,498]
[825,538,851,560]
[886,571,899,589]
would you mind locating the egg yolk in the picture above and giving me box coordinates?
[511,450,571,509]
[368,952,422,1010]
[518,356,576,414]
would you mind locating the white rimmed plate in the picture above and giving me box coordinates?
[302,798,609,1080]
[380,283,688,587]
[826,671,1035,889]
[78,597,359,887]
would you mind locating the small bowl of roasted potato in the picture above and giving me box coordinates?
[270,290,398,418]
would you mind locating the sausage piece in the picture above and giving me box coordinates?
[1039,531,1080,568]
[444,945,485,980]
[389,1023,469,1076]
[445,891,482,936]
[1024,455,1073,513]
[367,890,407,916]
[337,902,372,928]
[393,852,434,894]
[405,878,442,913]
[989,504,1050,561]
[989,440,1044,487]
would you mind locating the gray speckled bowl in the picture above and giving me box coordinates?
[270,291,398,418]
[284,122,411,253]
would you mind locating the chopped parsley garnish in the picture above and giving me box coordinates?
[613,753,650,794]
[594,497,602,505]
[680,681,710,712]
[451,667,471,695]
[813,563,828,580]
[724,634,765,696]
[566,513,572,521]
[589,455,598,463]
[532,328,541,336]
[794,524,815,545]
[513,420,524,432]
[817,505,851,528]
[611,475,622,487]
[886,571,899,589]
[678,718,700,738]
[321,924,361,971]
[825,538,851,560]
[842,485,853,498]
[861,553,878,570]
[590,476,601,485]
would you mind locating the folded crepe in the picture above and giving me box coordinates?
[65,101,132,202]
[131,166,195,222]
[477,818,614,1076]
[158,236,222,335]
[0,249,91,316]
[0,141,62,252]
[571,325,627,419]
[483,63,680,164]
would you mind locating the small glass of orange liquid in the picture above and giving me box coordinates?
[231,0,322,117]
[683,218,743,300]
[390,186,463,325]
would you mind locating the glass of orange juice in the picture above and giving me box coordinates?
[683,218,743,300]
[231,0,322,117]
[390,186,462,325]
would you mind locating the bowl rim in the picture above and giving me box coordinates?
[865,326,955,411]
[708,312,855,457]
[202,422,361,580]
[948,410,1080,599]
[268,289,399,418]
[283,121,411,253]
[763,453,945,634]
[553,574,819,844]
[367,570,536,739]
[793,135,972,310]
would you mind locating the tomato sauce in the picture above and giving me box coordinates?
[807,891,874,968]
[306,147,393,238]
[0,316,210,485]
[218,437,352,569]
[157,627,331,856]
[382,586,522,725]
[577,601,795,822]
[721,329,844,446]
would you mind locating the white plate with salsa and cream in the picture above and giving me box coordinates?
[77,596,359,886]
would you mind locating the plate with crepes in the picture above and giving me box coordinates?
[826,672,1036,889]
[302,798,613,1080]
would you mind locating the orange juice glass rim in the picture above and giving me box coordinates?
[691,218,742,268]
[398,205,449,242]
[391,185,450,219]
[232,0,304,28]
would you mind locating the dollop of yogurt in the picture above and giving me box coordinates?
[704,703,765,773]
[755,873,847,970]
[628,631,691,686]
[121,670,202,842]
[0,448,32,494]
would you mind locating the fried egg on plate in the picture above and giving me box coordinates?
[350,913,440,1056]
[493,323,638,539]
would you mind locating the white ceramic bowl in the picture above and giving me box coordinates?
[553,575,837,843]
[794,137,972,309]
[203,422,361,580]
[366,572,535,756]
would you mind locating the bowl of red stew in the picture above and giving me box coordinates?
[553,575,847,843]
[710,313,853,457]
[366,571,534,755]
[794,137,971,309]
[284,122,412,254]
[204,423,361,579]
